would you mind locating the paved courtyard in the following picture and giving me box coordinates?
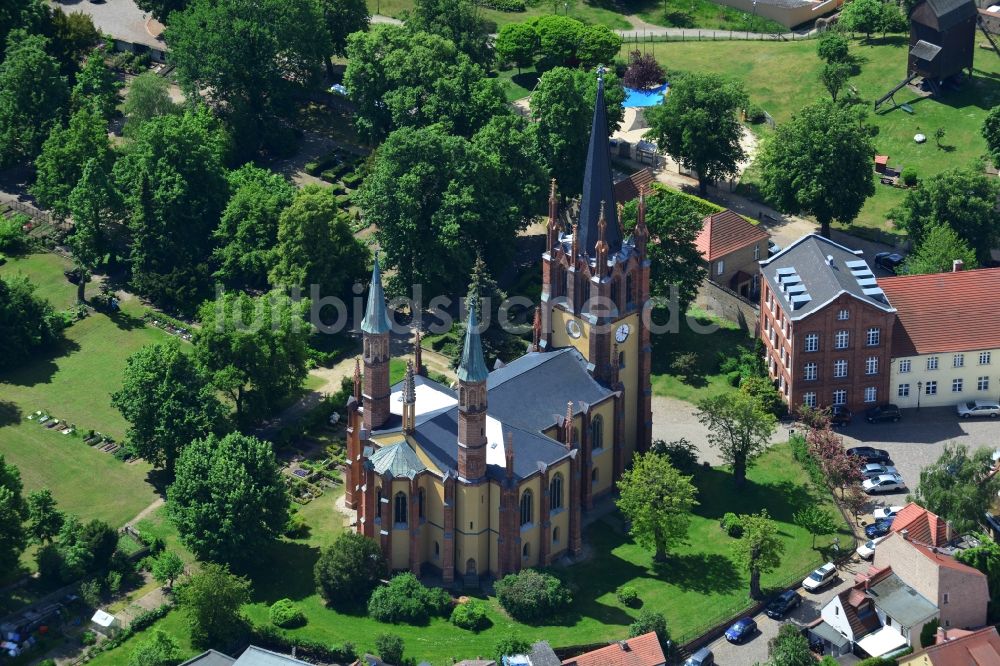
[52,0,165,50]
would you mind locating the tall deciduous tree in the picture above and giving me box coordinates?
[495,22,537,73]
[345,25,506,143]
[757,100,875,238]
[151,551,185,589]
[68,158,124,269]
[954,534,1000,621]
[696,392,776,488]
[26,489,64,544]
[0,31,68,167]
[768,623,814,666]
[45,8,101,76]
[319,0,368,77]
[0,0,45,53]
[135,0,188,22]
[733,509,784,599]
[645,72,748,195]
[531,15,581,65]
[0,456,26,576]
[177,563,251,649]
[616,452,698,561]
[111,339,224,472]
[623,50,665,89]
[194,291,310,424]
[471,114,548,221]
[165,0,329,157]
[820,61,851,102]
[113,107,230,312]
[0,275,63,370]
[357,125,527,295]
[31,106,113,218]
[314,532,388,608]
[891,166,1000,264]
[902,222,978,275]
[817,31,850,63]
[212,165,296,291]
[840,0,883,39]
[127,629,182,666]
[71,48,121,120]
[576,24,622,69]
[983,105,1000,168]
[530,67,625,197]
[169,433,288,565]
[793,505,838,548]
[409,0,492,68]
[269,185,368,298]
[122,72,178,137]
[915,444,999,534]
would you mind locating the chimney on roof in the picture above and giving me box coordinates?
[618,640,630,651]
[953,259,964,272]
[901,529,909,541]
[826,255,834,266]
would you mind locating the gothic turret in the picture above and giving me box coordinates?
[402,360,416,434]
[577,71,621,258]
[362,255,391,431]
[457,300,488,482]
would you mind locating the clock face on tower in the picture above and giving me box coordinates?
[615,323,630,343]
[566,319,582,339]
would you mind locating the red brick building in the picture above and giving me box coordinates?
[759,235,896,412]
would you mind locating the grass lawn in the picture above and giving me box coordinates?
[87,609,199,666]
[650,307,755,403]
[366,0,631,29]
[84,443,846,665]
[633,36,1000,233]
[632,0,787,34]
[495,65,540,101]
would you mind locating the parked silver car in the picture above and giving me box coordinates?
[957,400,1000,419]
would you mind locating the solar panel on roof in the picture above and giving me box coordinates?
[856,277,878,287]
[863,287,886,297]
[845,260,868,269]
[775,267,796,275]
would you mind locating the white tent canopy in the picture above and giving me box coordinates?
[857,626,908,657]
[90,610,115,628]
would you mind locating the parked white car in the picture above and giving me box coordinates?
[860,463,898,479]
[856,535,888,560]
[957,400,1000,419]
[863,473,907,495]
[872,505,904,520]
[802,562,837,592]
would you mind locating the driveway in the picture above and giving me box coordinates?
[703,558,868,665]
[53,0,165,50]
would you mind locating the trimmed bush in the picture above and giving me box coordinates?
[494,570,572,622]
[450,599,490,631]
[367,573,451,625]
[901,166,918,187]
[629,610,670,652]
[615,585,640,607]
[746,104,767,124]
[269,598,306,628]
[721,512,743,537]
[341,171,363,189]
[375,634,404,664]
[480,0,526,10]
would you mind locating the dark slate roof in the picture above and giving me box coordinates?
[577,73,622,258]
[180,651,236,666]
[910,39,942,61]
[458,304,489,383]
[759,234,895,321]
[527,641,561,666]
[917,0,977,30]
[361,255,391,335]
[232,647,310,666]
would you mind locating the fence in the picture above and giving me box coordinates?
[620,29,814,43]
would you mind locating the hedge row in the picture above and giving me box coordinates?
[250,623,357,663]
[480,0,526,10]
[789,433,825,487]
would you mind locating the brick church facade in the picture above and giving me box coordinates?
[344,74,653,583]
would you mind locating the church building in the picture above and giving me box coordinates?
[345,74,653,583]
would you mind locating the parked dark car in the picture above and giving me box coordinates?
[684,647,715,666]
[846,446,891,464]
[725,617,758,643]
[765,589,802,619]
[874,252,905,274]
[864,517,894,539]
[865,404,901,423]
[830,405,853,427]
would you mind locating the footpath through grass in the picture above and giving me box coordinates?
[631,36,1000,234]
[84,442,846,665]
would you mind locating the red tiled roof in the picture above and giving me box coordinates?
[561,633,665,666]
[613,168,656,204]
[878,268,1000,355]
[695,209,769,262]
[890,503,953,546]
[908,626,1000,665]
[908,539,987,578]
[836,588,882,638]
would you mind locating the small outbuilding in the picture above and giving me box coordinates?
[909,0,977,83]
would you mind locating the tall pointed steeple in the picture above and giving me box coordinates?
[578,70,621,258]
[361,254,391,335]
[458,300,489,383]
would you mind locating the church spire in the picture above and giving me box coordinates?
[458,300,489,383]
[402,360,416,433]
[577,69,621,258]
[361,253,391,335]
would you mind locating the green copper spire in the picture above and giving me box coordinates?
[361,254,391,335]
[458,300,489,383]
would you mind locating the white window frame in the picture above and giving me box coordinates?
[866,356,878,375]
[805,333,819,353]
[864,387,877,403]
[866,328,880,347]
[834,330,849,350]
[979,376,990,391]
[980,351,991,366]
[754,244,760,260]
[716,260,725,276]
[927,356,939,371]
[804,362,817,381]
[952,378,963,393]
[899,359,911,374]
[954,353,965,368]
[803,392,817,408]
[834,359,848,378]
[833,389,847,406]
[898,383,910,398]
[926,381,937,395]
[837,309,849,321]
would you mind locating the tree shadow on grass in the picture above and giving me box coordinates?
[691,468,816,524]
[0,338,81,387]
[0,401,22,427]
[653,552,741,595]
[512,72,540,91]
[242,539,323,604]
[106,309,147,332]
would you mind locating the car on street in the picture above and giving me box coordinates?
[768,241,782,257]
[863,473,907,495]
[725,618,758,643]
[830,405,853,427]
[765,589,802,619]
[802,562,837,592]
[856,535,888,560]
[873,505,904,520]
[865,404,901,423]
[865,517,895,539]
[874,252,905,274]
[684,647,714,666]
[957,400,1000,419]
[846,447,891,464]
[860,463,898,479]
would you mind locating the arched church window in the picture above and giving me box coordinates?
[626,273,635,309]
[394,492,407,525]
[522,542,530,559]
[549,473,564,511]
[591,415,604,451]
[553,526,560,544]
[418,488,426,520]
[520,490,533,526]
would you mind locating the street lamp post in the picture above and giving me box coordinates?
[917,381,923,409]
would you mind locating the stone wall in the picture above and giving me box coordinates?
[694,279,759,333]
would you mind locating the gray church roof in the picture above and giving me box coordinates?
[759,234,895,321]
[361,255,391,335]
[577,72,622,258]
[458,304,489,383]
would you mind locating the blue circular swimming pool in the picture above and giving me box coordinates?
[623,83,668,107]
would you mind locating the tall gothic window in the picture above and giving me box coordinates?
[520,490,533,526]
[394,492,407,525]
[549,473,564,511]
[418,488,426,520]
[626,273,635,309]
[591,415,604,451]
